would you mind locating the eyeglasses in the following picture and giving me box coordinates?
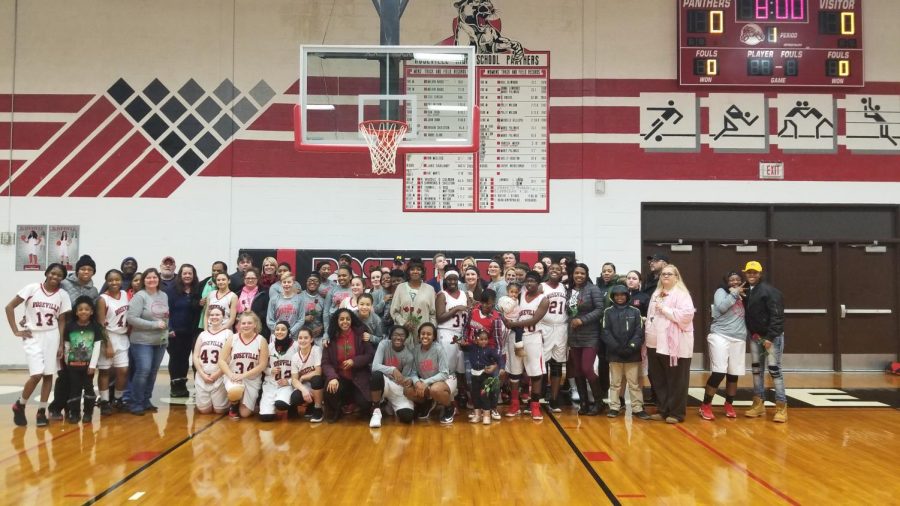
[660,272,676,277]
[244,277,258,281]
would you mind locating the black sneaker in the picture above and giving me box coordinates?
[99,400,113,416]
[228,404,240,420]
[67,409,80,424]
[82,411,93,424]
[48,409,64,421]
[549,398,562,413]
[607,409,620,418]
[35,408,49,427]
[12,401,27,427]
[309,407,324,423]
[417,400,436,420]
[439,406,454,425]
[145,403,159,413]
[634,410,651,420]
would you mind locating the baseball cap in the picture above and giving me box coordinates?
[646,253,669,263]
[339,253,353,261]
[162,256,176,265]
[743,261,763,272]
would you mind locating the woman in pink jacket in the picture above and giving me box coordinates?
[645,264,695,423]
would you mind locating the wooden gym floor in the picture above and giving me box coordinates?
[1,371,897,505]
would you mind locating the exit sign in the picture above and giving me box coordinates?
[759,162,784,179]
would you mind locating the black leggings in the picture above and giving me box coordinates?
[167,328,199,380]
[67,366,95,401]
[324,378,369,414]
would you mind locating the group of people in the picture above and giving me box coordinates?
[6,249,788,428]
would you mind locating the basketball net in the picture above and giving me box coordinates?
[359,120,408,175]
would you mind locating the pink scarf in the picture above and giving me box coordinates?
[238,285,259,313]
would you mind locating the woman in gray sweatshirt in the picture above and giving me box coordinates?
[699,271,749,421]
[126,268,169,416]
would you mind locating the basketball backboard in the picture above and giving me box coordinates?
[294,45,478,153]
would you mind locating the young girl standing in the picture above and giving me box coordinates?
[220,312,268,420]
[192,306,231,414]
[96,269,130,416]
[7,264,72,427]
[259,321,299,422]
[63,296,106,423]
[465,329,501,425]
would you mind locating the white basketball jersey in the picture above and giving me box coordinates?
[541,282,568,324]
[229,333,264,380]
[100,292,129,335]
[265,339,299,386]
[197,328,231,375]
[17,283,72,331]
[438,290,469,332]
[291,345,323,379]
[518,291,546,335]
[208,290,236,321]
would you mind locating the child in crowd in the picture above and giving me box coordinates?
[601,285,650,419]
[193,306,230,414]
[64,296,106,423]
[465,329,501,425]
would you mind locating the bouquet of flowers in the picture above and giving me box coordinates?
[403,306,424,330]
[481,376,500,397]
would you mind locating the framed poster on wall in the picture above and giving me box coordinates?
[16,225,48,271]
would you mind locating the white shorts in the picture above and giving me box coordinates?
[224,377,262,410]
[437,328,466,374]
[23,329,60,376]
[504,331,544,377]
[541,322,568,363]
[383,377,414,412]
[259,382,293,415]
[707,333,746,376]
[194,373,228,411]
[97,348,129,369]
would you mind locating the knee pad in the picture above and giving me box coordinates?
[290,390,304,406]
[370,373,385,392]
[706,372,726,388]
[274,400,290,412]
[259,414,276,422]
[548,360,563,378]
[227,386,245,403]
[397,408,415,424]
[767,365,781,379]
[508,373,522,381]
[725,374,739,383]
[308,375,324,390]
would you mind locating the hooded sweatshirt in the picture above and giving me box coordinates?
[600,290,644,363]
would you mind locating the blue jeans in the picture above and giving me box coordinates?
[129,343,167,412]
[750,334,786,403]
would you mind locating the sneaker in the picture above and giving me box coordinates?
[369,408,383,428]
[482,412,491,425]
[99,400,113,417]
[665,416,680,424]
[228,405,240,420]
[309,407,324,423]
[723,403,737,419]
[67,409,80,424]
[12,401,27,427]
[506,397,520,417]
[145,403,159,413]
[634,410,651,420]
[607,409,619,418]
[417,400,436,420]
[570,389,581,403]
[82,411,93,424]
[530,401,543,421]
[130,408,145,416]
[548,398,562,413]
[113,398,127,412]
[469,409,482,423]
[48,409,64,421]
[648,413,664,421]
[36,408,49,427]
[439,406,454,425]
[491,409,501,420]
[699,403,716,421]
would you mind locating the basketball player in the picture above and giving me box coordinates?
[193,306,230,414]
[369,326,416,428]
[96,269,130,416]
[290,327,324,422]
[259,321,299,422]
[7,263,72,427]
[220,312,268,420]
[541,264,569,412]
[503,271,550,420]
[435,269,469,404]
[208,272,238,330]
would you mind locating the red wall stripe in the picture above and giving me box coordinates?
[276,249,297,274]
[518,251,538,267]
[201,140,378,178]
[0,94,93,113]
[139,166,184,198]
[35,114,132,196]
[8,98,115,196]
[0,122,64,150]
[105,150,167,198]
[70,132,150,197]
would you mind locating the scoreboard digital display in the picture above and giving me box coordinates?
[678,0,863,86]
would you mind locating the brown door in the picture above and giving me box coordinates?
[837,244,898,370]
[772,244,834,370]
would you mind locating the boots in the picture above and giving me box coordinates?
[170,378,190,398]
[82,396,96,423]
[574,378,590,415]
[773,401,788,423]
[66,399,81,424]
[745,396,766,418]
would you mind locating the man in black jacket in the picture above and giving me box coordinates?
[742,261,788,423]
[642,253,668,296]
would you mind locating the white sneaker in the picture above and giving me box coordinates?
[491,409,501,420]
[482,413,491,425]
[369,408,382,428]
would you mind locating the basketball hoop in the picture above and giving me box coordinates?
[359,120,408,175]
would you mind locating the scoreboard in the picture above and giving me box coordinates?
[678,0,863,86]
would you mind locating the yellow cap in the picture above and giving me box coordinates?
[743,261,763,272]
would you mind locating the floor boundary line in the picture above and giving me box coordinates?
[546,409,621,505]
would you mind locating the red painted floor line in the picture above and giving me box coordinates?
[674,425,801,506]
[0,428,79,465]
